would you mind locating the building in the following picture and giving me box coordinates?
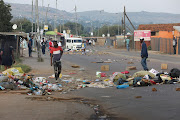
[136,23,180,52]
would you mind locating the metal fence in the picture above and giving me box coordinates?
[151,37,173,54]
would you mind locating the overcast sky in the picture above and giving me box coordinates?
[4,0,180,14]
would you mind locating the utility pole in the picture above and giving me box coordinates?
[124,6,126,41]
[45,4,50,24]
[121,17,123,35]
[32,0,34,35]
[75,5,78,36]
[41,0,44,29]
[35,0,42,61]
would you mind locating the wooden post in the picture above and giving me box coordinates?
[16,36,19,58]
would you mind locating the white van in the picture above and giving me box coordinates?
[66,38,82,50]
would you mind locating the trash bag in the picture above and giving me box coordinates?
[114,78,128,85]
[113,73,126,82]
[0,82,17,90]
[0,74,8,82]
[2,67,24,76]
[169,68,180,78]
[133,77,151,87]
[133,71,155,79]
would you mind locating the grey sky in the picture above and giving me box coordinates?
[4,0,180,14]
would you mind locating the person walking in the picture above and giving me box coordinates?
[126,38,130,51]
[28,36,33,57]
[41,38,46,55]
[173,37,177,54]
[81,41,87,55]
[1,42,15,70]
[50,40,63,82]
[140,38,149,71]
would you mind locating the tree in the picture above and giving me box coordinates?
[97,25,122,37]
[60,22,84,35]
[12,18,32,33]
[0,0,13,32]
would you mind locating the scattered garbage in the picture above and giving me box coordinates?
[152,88,157,92]
[101,65,109,71]
[126,66,137,70]
[71,65,80,68]
[161,64,168,70]
[135,96,142,99]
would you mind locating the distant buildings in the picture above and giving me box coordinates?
[136,23,180,54]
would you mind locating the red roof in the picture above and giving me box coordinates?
[138,23,180,32]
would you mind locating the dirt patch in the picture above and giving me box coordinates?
[26,96,119,120]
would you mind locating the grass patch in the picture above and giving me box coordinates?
[12,64,31,73]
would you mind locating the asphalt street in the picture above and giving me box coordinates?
[61,46,180,120]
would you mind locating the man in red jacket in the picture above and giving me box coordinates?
[50,40,63,82]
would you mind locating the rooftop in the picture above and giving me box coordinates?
[138,23,180,31]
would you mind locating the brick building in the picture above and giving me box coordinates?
[136,23,180,51]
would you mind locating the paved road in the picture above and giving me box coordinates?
[61,47,180,120]
[96,46,180,64]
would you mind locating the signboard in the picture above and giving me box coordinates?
[12,24,17,30]
[44,25,48,30]
[54,29,58,32]
[134,30,151,41]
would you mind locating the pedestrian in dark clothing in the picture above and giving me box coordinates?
[41,38,46,55]
[28,36,33,57]
[1,43,15,70]
[140,38,149,71]
[173,37,177,54]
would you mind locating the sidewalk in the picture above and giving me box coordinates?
[96,46,180,64]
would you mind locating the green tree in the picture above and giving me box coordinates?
[60,22,84,35]
[0,0,13,32]
[12,18,32,33]
[98,25,122,37]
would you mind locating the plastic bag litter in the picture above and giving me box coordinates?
[0,82,17,90]
[34,77,47,83]
[48,74,62,79]
[149,69,159,76]
[0,74,8,82]
[109,72,126,82]
[133,71,155,79]
[2,67,24,76]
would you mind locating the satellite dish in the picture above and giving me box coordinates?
[12,24,17,30]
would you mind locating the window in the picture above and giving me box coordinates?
[151,31,159,36]
[74,40,82,43]
[67,39,71,43]
[151,32,156,36]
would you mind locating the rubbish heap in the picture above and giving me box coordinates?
[0,67,62,95]
[77,68,180,89]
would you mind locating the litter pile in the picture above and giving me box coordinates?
[0,67,62,95]
[76,68,180,89]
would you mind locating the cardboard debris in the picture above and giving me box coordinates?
[126,66,137,70]
[71,65,80,68]
[91,61,112,63]
[176,88,180,91]
[161,64,168,70]
[152,88,157,92]
[128,62,134,64]
[101,65,110,71]
[135,96,142,99]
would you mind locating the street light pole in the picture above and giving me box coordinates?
[45,4,50,25]
[32,0,34,34]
